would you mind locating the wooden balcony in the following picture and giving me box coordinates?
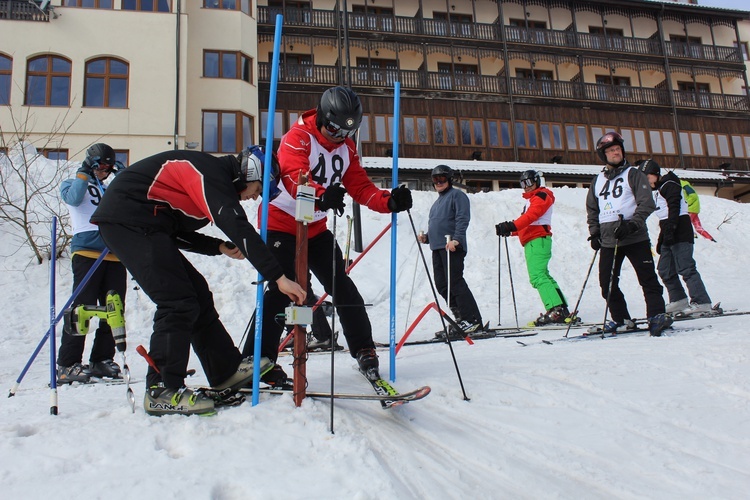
[257,7,744,64]
[0,0,49,22]
[259,62,750,112]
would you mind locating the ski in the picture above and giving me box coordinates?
[202,385,431,405]
[517,324,713,346]
[403,329,538,347]
[358,367,428,409]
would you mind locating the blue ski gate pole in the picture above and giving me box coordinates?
[9,248,110,397]
[252,13,283,406]
[389,82,400,382]
[50,217,59,414]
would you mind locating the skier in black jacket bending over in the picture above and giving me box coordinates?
[91,147,306,416]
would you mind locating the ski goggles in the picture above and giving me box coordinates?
[432,175,449,185]
[520,178,535,189]
[324,120,357,139]
[90,156,117,173]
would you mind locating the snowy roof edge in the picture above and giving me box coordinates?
[362,157,728,181]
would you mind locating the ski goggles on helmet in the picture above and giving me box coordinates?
[324,120,356,139]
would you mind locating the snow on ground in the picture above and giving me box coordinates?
[1,174,749,499]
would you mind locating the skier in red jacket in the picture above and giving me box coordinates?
[242,86,413,385]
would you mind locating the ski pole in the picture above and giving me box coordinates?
[406,210,469,401]
[564,249,599,338]
[9,248,110,397]
[601,215,624,338]
[329,210,338,432]
[497,235,502,325]
[445,235,453,335]
[504,237,520,330]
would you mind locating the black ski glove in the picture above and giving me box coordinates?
[614,221,638,240]
[77,159,95,178]
[588,233,601,251]
[495,221,517,237]
[662,221,676,246]
[387,185,413,212]
[318,183,346,216]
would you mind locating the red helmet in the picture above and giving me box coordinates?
[595,132,625,164]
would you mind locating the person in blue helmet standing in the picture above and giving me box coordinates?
[58,143,127,384]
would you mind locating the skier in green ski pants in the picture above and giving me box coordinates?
[495,170,570,326]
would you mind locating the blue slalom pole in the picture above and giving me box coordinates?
[9,248,110,397]
[49,218,59,414]
[252,13,283,406]
[389,82,401,382]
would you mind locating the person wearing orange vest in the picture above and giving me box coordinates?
[496,170,569,325]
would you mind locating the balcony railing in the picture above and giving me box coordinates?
[258,62,750,112]
[0,0,49,21]
[257,7,744,63]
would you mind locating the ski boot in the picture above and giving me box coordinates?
[144,385,215,416]
[88,359,122,379]
[57,363,91,384]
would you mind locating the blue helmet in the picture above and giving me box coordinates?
[236,145,281,199]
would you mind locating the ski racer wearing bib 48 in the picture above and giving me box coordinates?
[496,170,570,326]
[242,86,413,386]
[91,147,306,416]
[586,132,671,336]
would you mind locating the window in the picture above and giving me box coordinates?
[731,135,750,158]
[734,41,749,60]
[122,0,171,11]
[649,130,676,155]
[488,119,511,148]
[433,117,457,145]
[203,111,253,154]
[403,116,429,145]
[566,124,589,151]
[204,51,252,83]
[705,133,730,157]
[679,131,704,156]
[373,115,394,143]
[0,54,11,105]
[460,119,484,146]
[204,0,250,15]
[62,0,114,7]
[515,121,538,148]
[358,115,371,142]
[591,126,617,147]
[115,151,129,166]
[84,57,128,108]
[25,55,71,107]
[540,123,562,149]
[41,149,68,161]
[259,111,283,140]
[620,128,648,154]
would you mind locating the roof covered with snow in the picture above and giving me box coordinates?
[362,157,729,182]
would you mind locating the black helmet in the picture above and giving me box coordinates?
[638,158,661,177]
[316,86,362,139]
[235,145,281,199]
[431,164,453,185]
[595,132,625,164]
[519,169,541,189]
[86,143,115,167]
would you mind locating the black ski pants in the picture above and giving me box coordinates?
[598,239,665,323]
[432,248,482,324]
[57,255,127,367]
[98,223,243,389]
[243,230,373,362]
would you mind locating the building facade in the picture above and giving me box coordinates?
[1,1,749,198]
